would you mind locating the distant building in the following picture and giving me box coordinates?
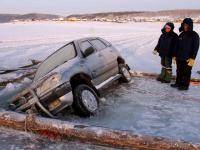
[58,17,64,21]
[13,19,19,22]
[67,17,78,21]
[82,18,87,21]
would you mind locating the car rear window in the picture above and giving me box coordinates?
[90,39,107,51]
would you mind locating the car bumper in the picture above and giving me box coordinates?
[10,82,73,117]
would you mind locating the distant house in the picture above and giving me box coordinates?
[58,17,64,21]
[13,19,19,22]
[67,17,78,21]
[82,18,87,21]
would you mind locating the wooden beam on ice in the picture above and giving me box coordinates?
[0,111,199,150]
[0,70,36,87]
[0,59,40,87]
[131,71,200,83]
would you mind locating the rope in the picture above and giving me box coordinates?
[29,89,54,118]
[24,105,37,132]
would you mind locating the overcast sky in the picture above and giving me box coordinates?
[1,0,200,15]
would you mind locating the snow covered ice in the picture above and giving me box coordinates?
[0,21,200,144]
[65,78,200,143]
[0,22,199,76]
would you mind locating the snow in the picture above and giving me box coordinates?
[64,78,200,144]
[0,21,199,76]
[0,22,200,144]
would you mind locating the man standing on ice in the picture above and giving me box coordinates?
[153,22,178,83]
[171,18,199,90]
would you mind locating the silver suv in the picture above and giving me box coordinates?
[10,37,131,117]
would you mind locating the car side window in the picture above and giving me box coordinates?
[80,41,93,52]
[90,39,107,51]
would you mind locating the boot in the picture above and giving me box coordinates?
[178,86,189,91]
[157,68,165,82]
[162,69,172,83]
[171,83,179,88]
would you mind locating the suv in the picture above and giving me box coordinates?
[10,37,131,117]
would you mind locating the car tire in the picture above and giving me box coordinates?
[119,64,132,83]
[72,84,99,117]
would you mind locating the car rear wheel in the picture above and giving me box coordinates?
[72,84,99,117]
[119,64,132,83]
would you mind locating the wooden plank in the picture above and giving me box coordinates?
[0,59,40,75]
[0,59,40,87]
[131,71,200,83]
[0,111,199,150]
[0,70,36,87]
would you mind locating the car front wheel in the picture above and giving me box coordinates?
[72,84,99,117]
[119,64,132,83]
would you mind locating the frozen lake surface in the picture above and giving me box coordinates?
[0,22,200,148]
[64,77,200,144]
[0,21,200,77]
[0,77,200,145]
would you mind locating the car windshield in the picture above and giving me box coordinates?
[34,43,76,81]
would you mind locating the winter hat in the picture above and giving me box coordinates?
[179,18,193,32]
[162,22,174,33]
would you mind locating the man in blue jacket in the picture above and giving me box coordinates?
[171,18,199,90]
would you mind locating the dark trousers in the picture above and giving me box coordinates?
[175,60,192,87]
[161,56,172,69]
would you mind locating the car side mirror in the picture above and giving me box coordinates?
[83,46,95,57]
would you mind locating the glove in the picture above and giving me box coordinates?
[153,50,158,55]
[187,58,195,67]
[172,57,176,65]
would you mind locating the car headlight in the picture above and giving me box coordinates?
[36,74,61,96]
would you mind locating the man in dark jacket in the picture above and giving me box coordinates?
[171,18,199,90]
[153,22,178,83]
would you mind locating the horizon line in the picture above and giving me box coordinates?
[1,8,200,16]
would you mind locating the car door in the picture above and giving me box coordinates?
[97,38,118,70]
[89,39,118,80]
[79,40,106,85]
